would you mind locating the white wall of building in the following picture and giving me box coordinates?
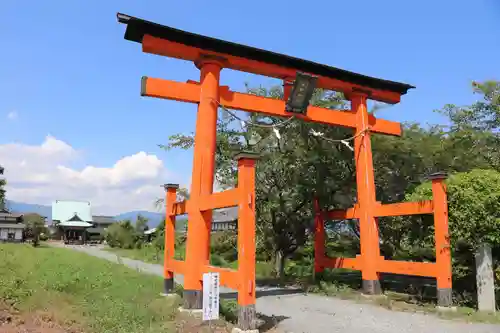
[0,228,23,241]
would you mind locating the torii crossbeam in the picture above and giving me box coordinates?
[117,12,452,331]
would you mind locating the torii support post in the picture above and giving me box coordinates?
[161,152,258,330]
[430,172,452,307]
[235,152,258,330]
[313,173,453,305]
[162,183,178,295]
[313,196,325,275]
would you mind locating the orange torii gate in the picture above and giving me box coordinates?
[117,12,452,330]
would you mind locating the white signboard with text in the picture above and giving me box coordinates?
[202,272,220,321]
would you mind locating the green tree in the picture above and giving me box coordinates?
[436,80,500,172]
[0,165,6,211]
[440,80,499,132]
[134,214,149,247]
[105,220,136,249]
[374,81,500,258]
[135,215,149,232]
[23,213,47,247]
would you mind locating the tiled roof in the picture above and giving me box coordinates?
[92,215,116,224]
[58,221,93,228]
[0,223,25,229]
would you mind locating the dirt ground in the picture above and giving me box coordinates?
[0,304,243,333]
[0,304,83,333]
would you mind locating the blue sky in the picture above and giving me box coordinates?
[1,0,499,211]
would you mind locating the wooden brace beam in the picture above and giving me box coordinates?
[377,259,437,278]
[165,259,187,275]
[203,265,239,289]
[321,256,437,278]
[198,189,239,211]
[170,190,239,216]
[325,200,434,220]
[375,201,434,217]
[141,77,402,136]
[321,256,362,270]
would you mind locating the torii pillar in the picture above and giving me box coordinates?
[350,91,382,294]
[183,56,223,308]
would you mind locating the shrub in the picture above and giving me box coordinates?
[408,169,500,306]
[408,169,500,249]
[105,220,137,249]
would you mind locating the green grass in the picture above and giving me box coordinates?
[0,243,213,333]
[106,245,165,264]
[105,245,274,279]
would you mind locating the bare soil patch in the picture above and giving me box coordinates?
[0,303,83,333]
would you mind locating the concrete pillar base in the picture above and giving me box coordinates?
[237,304,257,331]
[362,279,382,295]
[436,306,457,312]
[231,328,259,333]
[183,289,202,309]
[177,307,203,315]
[437,288,453,307]
[163,277,174,294]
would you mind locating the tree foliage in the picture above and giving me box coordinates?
[0,165,6,211]
[408,169,500,249]
[23,213,47,247]
[105,216,150,249]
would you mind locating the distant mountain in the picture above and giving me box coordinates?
[7,200,52,218]
[6,200,165,227]
[114,210,165,227]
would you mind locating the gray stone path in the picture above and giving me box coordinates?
[52,243,499,333]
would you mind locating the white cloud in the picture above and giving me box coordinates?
[0,136,176,215]
[7,111,18,120]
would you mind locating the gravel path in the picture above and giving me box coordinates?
[52,243,499,333]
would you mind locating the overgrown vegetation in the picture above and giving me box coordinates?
[0,243,235,332]
[23,213,48,246]
[105,215,149,249]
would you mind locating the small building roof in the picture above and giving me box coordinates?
[213,207,238,223]
[144,227,157,235]
[87,227,106,234]
[0,223,25,229]
[58,221,93,228]
[67,214,83,222]
[92,215,116,225]
[0,210,23,223]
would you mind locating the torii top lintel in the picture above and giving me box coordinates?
[117,13,414,104]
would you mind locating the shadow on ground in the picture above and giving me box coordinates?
[220,287,304,300]
[308,270,441,303]
[257,314,289,332]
